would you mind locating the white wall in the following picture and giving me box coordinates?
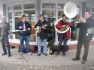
[41,0,91,4]
[1,0,93,7]
[1,0,36,5]
[41,0,81,4]
[0,0,92,4]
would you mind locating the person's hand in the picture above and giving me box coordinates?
[28,28,30,30]
[62,25,66,28]
[80,17,86,23]
[42,25,46,29]
[35,27,39,31]
[19,26,22,29]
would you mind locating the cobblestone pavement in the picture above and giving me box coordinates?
[0,45,94,70]
[0,61,94,70]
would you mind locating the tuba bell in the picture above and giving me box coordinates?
[64,2,78,19]
[55,2,78,33]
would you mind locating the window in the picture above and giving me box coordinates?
[13,5,22,10]
[8,12,12,20]
[7,10,13,39]
[24,10,36,42]
[13,3,36,42]
[42,3,56,9]
[42,10,56,18]
[14,11,22,17]
[13,5,22,39]
[86,7,90,12]
[42,3,56,42]
[23,4,35,9]
[7,7,12,11]
[92,8,94,12]
[58,3,64,9]
[42,3,56,18]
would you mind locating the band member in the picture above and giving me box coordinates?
[47,18,55,54]
[35,14,49,56]
[15,18,21,52]
[15,17,21,30]
[1,17,11,57]
[72,12,94,64]
[56,15,73,56]
[16,15,32,55]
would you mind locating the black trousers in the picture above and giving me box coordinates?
[76,39,90,60]
[1,36,11,55]
[57,34,68,53]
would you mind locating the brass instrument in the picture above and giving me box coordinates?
[55,2,78,33]
[74,16,86,23]
[63,2,78,19]
[55,18,71,33]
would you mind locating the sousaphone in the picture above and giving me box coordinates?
[55,2,78,33]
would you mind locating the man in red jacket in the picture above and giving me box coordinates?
[56,15,73,56]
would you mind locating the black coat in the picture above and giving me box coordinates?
[15,21,32,36]
[2,22,10,37]
[35,20,49,40]
[47,26,55,41]
[77,17,94,41]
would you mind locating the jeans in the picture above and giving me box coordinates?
[1,35,11,55]
[19,35,30,53]
[58,38,67,46]
[58,33,67,46]
[37,36,47,54]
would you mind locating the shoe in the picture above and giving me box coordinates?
[28,53,32,55]
[20,52,23,55]
[50,53,54,55]
[43,53,48,56]
[55,52,60,55]
[8,54,11,57]
[37,53,41,56]
[28,52,32,55]
[81,60,86,64]
[2,53,7,56]
[72,57,80,61]
[62,52,66,56]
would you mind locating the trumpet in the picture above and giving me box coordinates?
[73,16,86,23]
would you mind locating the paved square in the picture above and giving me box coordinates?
[0,44,94,70]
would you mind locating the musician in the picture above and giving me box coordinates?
[47,18,55,54]
[56,14,73,56]
[1,17,11,57]
[15,18,21,52]
[72,12,94,64]
[16,15,32,55]
[35,14,49,56]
